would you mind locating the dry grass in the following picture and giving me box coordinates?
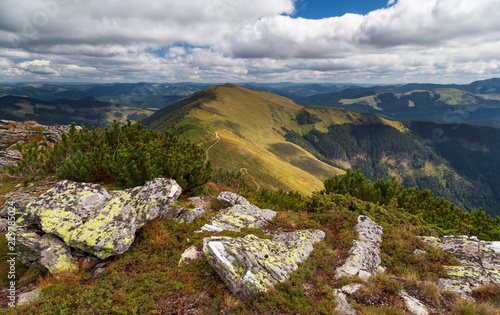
[420,281,440,303]
[224,292,242,309]
[452,299,500,315]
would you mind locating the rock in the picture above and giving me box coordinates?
[420,235,500,297]
[17,178,182,265]
[17,287,43,306]
[216,191,254,207]
[400,290,429,315]
[200,197,276,232]
[413,249,427,256]
[334,292,357,315]
[336,215,384,281]
[161,196,209,224]
[203,229,325,299]
[341,283,362,294]
[17,230,78,274]
[93,262,108,277]
[178,246,204,266]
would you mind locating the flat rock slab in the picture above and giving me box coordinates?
[420,235,500,296]
[203,229,325,299]
[200,192,276,232]
[336,215,384,281]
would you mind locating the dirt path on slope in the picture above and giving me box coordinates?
[240,167,260,191]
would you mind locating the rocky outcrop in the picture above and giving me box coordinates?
[199,192,276,233]
[420,235,500,297]
[336,215,385,281]
[0,120,77,169]
[203,229,325,299]
[17,178,182,272]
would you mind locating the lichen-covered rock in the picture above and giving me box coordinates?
[203,229,325,299]
[200,203,276,233]
[336,215,384,281]
[161,196,209,224]
[17,178,182,260]
[17,228,77,273]
[22,180,112,241]
[420,235,500,297]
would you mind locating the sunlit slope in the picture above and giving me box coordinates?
[143,84,406,193]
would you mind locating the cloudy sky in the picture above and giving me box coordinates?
[0,0,499,84]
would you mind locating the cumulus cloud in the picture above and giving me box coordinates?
[0,0,499,83]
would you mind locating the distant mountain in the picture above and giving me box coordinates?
[0,95,153,127]
[0,83,211,109]
[298,79,500,124]
[144,84,500,217]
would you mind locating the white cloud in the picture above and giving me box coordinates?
[0,0,499,83]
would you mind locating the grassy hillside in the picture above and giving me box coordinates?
[144,85,500,217]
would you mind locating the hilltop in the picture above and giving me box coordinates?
[143,84,500,217]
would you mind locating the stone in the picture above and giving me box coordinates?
[334,292,357,315]
[217,191,253,207]
[17,178,182,262]
[178,245,204,266]
[420,235,500,297]
[200,203,276,233]
[161,196,209,224]
[341,283,362,294]
[336,215,384,281]
[203,229,325,299]
[400,290,429,315]
[17,287,43,306]
[17,230,78,274]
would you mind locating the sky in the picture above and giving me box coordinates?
[0,0,499,84]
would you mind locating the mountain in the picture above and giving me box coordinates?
[0,95,153,127]
[297,79,500,123]
[143,84,500,217]
[0,82,210,109]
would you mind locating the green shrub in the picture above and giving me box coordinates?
[4,120,212,192]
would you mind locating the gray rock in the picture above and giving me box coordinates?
[161,196,209,224]
[178,245,204,266]
[341,283,362,294]
[200,203,276,232]
[17,230,77,273]
[217,191,253,207]
[336,215,384,281]
[17,287,43,306]
[420,235,500,297]
[334,292,357,315]
[400,290,429,315]
[203,229,325,299]
[0,218,8,231]
[17,178,182,263]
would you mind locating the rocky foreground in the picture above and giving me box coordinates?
[0,177,499,312]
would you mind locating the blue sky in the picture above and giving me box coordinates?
[295,0,391,18]
[0,0,499,84]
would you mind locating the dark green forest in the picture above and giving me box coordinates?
[286,119,500,217]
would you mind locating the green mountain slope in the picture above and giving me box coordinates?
[144,85,500,217]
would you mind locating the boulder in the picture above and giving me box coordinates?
[334,292,357,315]
[161,196,209,224]
[17,178,182,269]
[17,229,78,274]
[17,287,43,306]
[336,215,384,281]
[199,192,276,233]
[420,235,500,297]
[203,229,325,299]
